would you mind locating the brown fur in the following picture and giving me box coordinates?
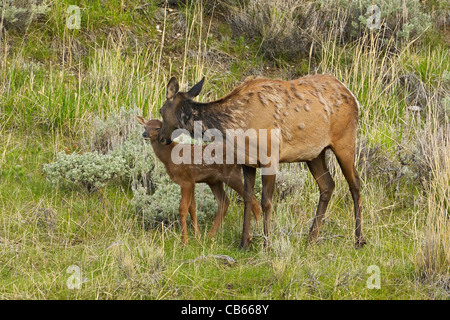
[158,74,366,249]
[137,117,261,244]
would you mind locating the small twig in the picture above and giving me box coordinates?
[317,234,344,241]
[182,254,236,266]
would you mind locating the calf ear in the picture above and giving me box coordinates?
[186,77,205,99]
[166,77,179,100]
[136,116,148,126]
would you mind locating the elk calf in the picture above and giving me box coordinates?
[137,117,261,244]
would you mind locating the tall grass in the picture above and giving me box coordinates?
[415,119,449,285]
[318,27,449,288]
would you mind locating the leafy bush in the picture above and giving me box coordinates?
[43,151,127,192]
[228,0,306,60]
[91,108,141,154]
[342,0,432,42]
[44,108,155,192]
[275,164,307,200]
[111,137,156,190]
[357,136,401,183]
[227,0,433,60]
[90,108,156,190]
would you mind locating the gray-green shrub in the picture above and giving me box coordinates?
[227,0,433,60]
[0,0,49,30]
[43,151,127,192]
[341,0,432,42]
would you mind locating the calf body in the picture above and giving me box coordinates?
[137,117,261,244]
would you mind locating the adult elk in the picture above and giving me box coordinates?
[137,117,261,244]
[158,74,366,249]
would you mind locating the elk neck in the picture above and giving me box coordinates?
[178,98,247,137]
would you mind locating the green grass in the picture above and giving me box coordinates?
[0,0,448,300]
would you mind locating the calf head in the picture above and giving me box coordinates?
[137,116,163,141]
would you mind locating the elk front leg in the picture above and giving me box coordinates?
[225,174,261,222]
[239,165,256,249]
[207,182,230,238]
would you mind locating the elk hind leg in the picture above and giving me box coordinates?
[306,149,335,244]
[239,165,256,250]
[331,144,366,248]
[261,174,276,248]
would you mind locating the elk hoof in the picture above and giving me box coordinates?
[181,237,189,246]
[355,236,367,248]
[238,235,252,250]
[263,237,272,250]
[307,231,319,244]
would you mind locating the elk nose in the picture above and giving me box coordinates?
[142,131,149,138]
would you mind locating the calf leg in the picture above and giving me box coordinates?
[179,184,194,244]
[188,189,200,239]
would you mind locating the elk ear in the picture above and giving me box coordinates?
[136,116,148,126]
[166,77,179,100]
[186,77,205,99]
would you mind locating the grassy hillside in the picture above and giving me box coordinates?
[0,0,448,299]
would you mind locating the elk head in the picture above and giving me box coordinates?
[158,76,205,145]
